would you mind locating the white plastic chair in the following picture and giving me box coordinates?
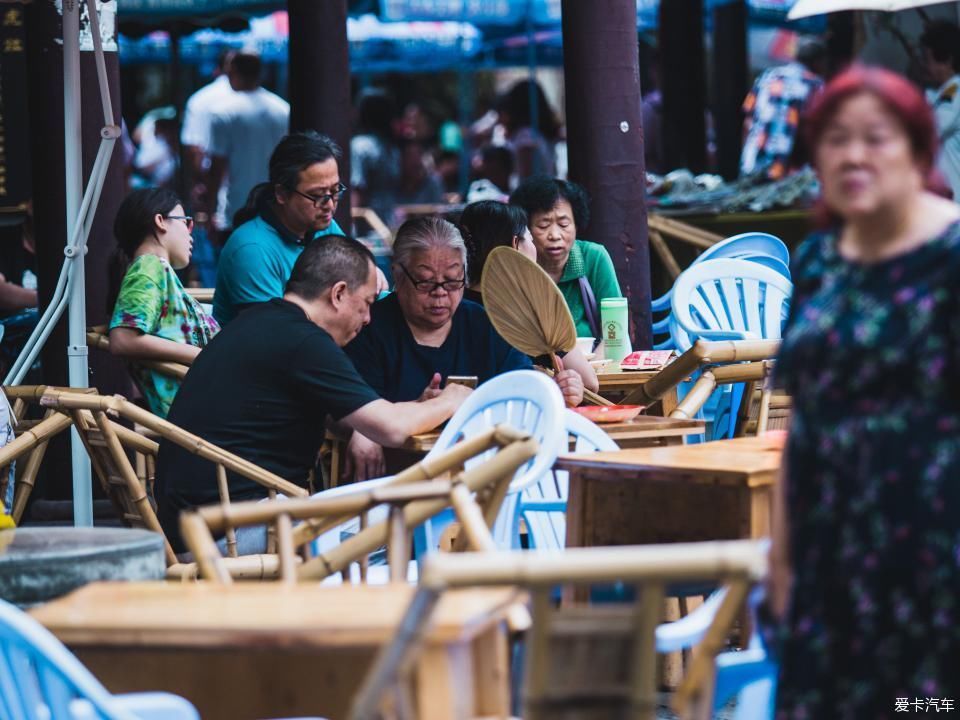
[653,232,789,350]
[0,598,199,720]
[669,258,792,351]
[668,258,792,441]
[310,370,566,579]
[414,369,566,554]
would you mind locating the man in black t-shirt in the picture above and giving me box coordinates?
[155,236,470,552]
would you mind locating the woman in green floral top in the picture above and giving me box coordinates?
[108,188,219,417]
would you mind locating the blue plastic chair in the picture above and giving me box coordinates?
[653,232,790,350]
[0,598,199,720]
[712,585,778,720]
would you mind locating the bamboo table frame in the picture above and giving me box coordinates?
[557,435,783,555]
[30,582,518,720]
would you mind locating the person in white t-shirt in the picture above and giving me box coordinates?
[180,53,236,285]
[921,21,960,201]
[207,51,289,238]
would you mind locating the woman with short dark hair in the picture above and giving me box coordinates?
[510,176,621,339]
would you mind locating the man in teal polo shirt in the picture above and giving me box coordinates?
[213,131,349,325]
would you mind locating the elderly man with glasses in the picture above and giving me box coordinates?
[342,215,583,482]
[213,131,386,326]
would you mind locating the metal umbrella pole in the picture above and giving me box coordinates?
[5,0,118,525]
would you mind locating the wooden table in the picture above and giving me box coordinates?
[403,414,705,453]
[326,414,705,488]
[595,368,679,415]
[31,582,516,720]
[557,435,784,552]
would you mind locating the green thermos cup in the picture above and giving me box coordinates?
[600,297,632,362]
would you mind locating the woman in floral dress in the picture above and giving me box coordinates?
[769,66,960,719]
[108,188,219,417]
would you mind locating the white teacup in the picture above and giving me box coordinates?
[575,337,596,356]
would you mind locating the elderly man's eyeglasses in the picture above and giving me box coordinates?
[399,264,466,294]
[292,183,348,207]
[165,215,194,231]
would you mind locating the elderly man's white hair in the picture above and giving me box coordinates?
[391,216,468,277]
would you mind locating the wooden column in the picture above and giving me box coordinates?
[25,0,129,503]
[659,0,707,173]
[287,0,352,230]
[561,0,652,349]
[712,0,748,180]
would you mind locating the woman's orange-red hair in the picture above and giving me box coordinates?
[803,64,947,227]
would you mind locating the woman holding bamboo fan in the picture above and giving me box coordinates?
[458,200,598,394]
[108,188,219,417]
[342,216,583,482]
[768,66,960,718]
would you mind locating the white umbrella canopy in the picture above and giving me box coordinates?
[788,0,956,19]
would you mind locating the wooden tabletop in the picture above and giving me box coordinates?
[555,434,785,487]
[403,414,705,453]
[595,368,660,391]
[30,582,519,649]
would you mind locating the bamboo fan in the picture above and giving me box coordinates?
[482,246,577,364]
[481,247,611,406]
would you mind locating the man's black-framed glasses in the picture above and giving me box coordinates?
[292,182,348,208]
[399,264,466,294]
[165,215,194,231]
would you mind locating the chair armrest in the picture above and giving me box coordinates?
[651,292,672,313]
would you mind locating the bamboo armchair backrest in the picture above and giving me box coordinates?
[39,390,308,569]
[352,540,768,720]
[620,339,780,409]
[180,426,539,585]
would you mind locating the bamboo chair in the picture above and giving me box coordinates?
[669,360,791,437]
[351,539,768,720]
[619,339,780,409]
[38,390,308,577]
[86,325,189,381]
[180,426,539,585]
[0,386,98,524]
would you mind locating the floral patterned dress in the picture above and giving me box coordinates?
[110,254,219,417]
[773,221,960,719]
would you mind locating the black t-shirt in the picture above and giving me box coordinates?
[155,298,380,550]
[345,293,532,403]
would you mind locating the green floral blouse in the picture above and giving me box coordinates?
[109,255,219,417]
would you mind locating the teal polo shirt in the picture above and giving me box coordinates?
[213,209,344,326]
